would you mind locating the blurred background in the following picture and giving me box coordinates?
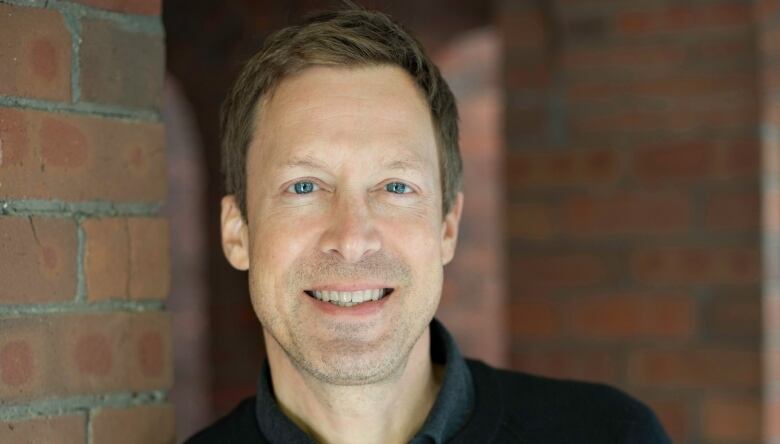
[161,1,780,444]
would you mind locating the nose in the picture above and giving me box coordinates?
[318,192,381,263]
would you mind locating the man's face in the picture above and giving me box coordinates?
[221,65,463,385]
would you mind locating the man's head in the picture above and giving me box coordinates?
[219,6,464,386]
[220,6,462,220]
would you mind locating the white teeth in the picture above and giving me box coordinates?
[310,288,387,306]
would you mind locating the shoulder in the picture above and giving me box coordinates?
[183,397,265,444]
[466,360,671,444]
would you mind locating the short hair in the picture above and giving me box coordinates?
[220,5,462,220]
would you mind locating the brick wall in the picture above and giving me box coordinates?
[0,1,173,443]
[760,1,780,442]
[501,1,767,443]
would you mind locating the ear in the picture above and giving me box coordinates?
[440,192,464,266]
[220,195,250,271]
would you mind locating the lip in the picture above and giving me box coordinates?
[306,282,393,292]
[303,289,392,316]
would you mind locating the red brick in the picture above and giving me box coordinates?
[628,348,760,389]
[631,246,761,285]
[767,189,780,234]
[0,108,166,201]
[0,312,172,402]
[128,218,170,300]
[645,398,691,444]
[80,19,164,109]
[511,253,608,287]
[70,0,160,15]
[616,4,753,37]
[0,217,77,303]
[702,396,761,442]
[0,414,86,443]
[91,404,174,444]
[511,348,620,384]
[570,294,695,340]
[632,140,714,183]
[569,73,756,103]
[572,105,754,135]
[508,202,557,240]
[507,148,620,190]
[510,296,561,339]
[705,296,761,340]
[704,190,760,231]
[499,11,546,52]
[0,5,71,101]
[563,45,686,73]
[84,218,130,301]
[562,192,692,237]
[769,392,780,440]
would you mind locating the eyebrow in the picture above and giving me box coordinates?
[282,154,428,172]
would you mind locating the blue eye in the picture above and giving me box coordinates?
[289,181,318,194]
[385,182,411,194]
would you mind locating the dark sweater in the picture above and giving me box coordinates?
[185,358,671,443]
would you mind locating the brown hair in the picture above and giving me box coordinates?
[220,5,462,220]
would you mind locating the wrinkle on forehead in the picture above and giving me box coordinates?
[248,65,439,173]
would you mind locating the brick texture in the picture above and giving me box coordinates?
[0,4,71,101]
[501,0,767,442]
[91,404,175,444]
[70,0,161,15]
[80,19,164,109]
[0,217,77,304]
[0,0,170,439]
[0,312,172,402]
[84,217,170,300]
[0,107,166,201]
[0,414,86,444]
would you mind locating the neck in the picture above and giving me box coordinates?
[265,326,441,444]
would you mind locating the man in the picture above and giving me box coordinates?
[187,5,671,444]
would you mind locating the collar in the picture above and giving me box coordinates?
[254,318,475,444]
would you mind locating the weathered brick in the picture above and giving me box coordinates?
[0,312,171,402]
[511,253,609,287]
[562,192,692,237]
[644,398,691,444]
[628,348,760,389]
[511,348,620,384]
[510,295,562,339]
[568,73,756,105]
[70,0,161,15]
[767,188,780,234]
[563,45,687,74]
[80,19,164,109]
[508,202,557,240]
[704,190,760,231]
[499,10,546,52]
[0,4,71,101]
[0,108,166,201]
[631,246,761,285]
[0,217,77,304]
[507,148,620,190]
[84,217,130,301]
[704,295,761,341]
[702,396,761,442]
[616,3,753,36]
[569,294,695,340]
[128,218,170,300]
[572,104,755,135]
[0,414,86,444]
[91,404,174,444]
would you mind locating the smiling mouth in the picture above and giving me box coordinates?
[303,288,394,307]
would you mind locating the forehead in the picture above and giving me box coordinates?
[249,65,439,170]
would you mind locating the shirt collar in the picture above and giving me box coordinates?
[254,318,474,444]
